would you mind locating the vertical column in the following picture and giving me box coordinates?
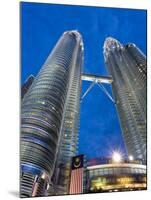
[51,31,84,195]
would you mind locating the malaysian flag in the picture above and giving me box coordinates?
[69,154,84,194]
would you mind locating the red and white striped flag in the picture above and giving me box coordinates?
[69,155,84,194]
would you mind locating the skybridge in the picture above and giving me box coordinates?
[81,73,115,103]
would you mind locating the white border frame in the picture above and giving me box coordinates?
[0,0,150,199]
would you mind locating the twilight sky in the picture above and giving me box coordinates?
[21,2,147,159]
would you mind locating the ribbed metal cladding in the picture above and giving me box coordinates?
[103,37,147,162]
[125,44,147,116]
[21,31,83,197]
[20,172,36,198]
[51,34,83,195]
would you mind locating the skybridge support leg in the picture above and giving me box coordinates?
[97,82,115,103]
[81,81,96,102]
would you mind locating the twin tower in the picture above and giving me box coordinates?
[20,31,146,197]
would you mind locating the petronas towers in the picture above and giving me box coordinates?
[21,32,146,197]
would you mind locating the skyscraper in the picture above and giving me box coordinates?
[103,37,147,161]
[51,32,83,195]
[21,30,83,197]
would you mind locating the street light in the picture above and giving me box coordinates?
[129,155,134,161]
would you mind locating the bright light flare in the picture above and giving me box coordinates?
[112,152,122,163]
[129,155,134,161]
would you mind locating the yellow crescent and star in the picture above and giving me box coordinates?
[73,157,81,168]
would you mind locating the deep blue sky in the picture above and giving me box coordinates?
[21,2,147,159]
